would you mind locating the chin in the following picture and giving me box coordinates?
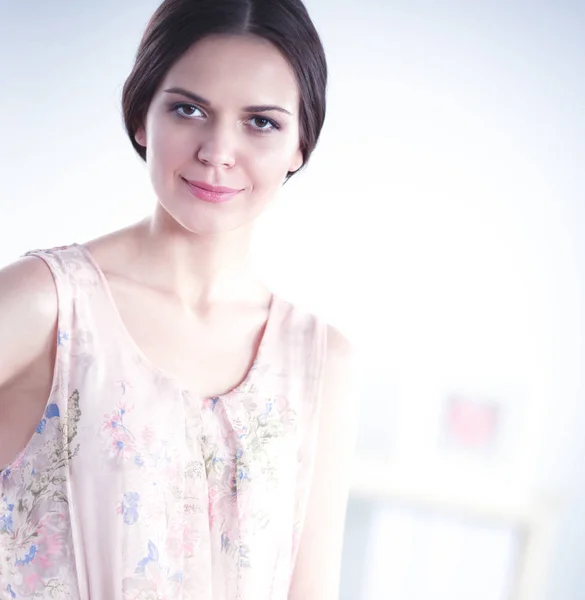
[170,208,254,237]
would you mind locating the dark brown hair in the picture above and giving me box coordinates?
[122,0,327,179]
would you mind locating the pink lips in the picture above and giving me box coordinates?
[183,179,242,203]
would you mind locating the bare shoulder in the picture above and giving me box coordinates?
[318,323,360,463]
[0,255,58,386]
[325,323,354,363]
[1,253,55,287]
[322,323,358,411]
[0,254,58,317]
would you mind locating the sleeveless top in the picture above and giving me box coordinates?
[0,244,327,600]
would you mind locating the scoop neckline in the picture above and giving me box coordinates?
[73,242,278,401]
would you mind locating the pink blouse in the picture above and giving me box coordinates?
[0,244,327,600]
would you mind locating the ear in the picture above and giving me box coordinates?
[289,148,304,173]
[134,125,146,148]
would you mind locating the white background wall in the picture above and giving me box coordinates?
[0,1,583,597]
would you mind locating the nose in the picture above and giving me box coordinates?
[196,122,236,169]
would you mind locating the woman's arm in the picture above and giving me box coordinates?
[0,256,57,389]
[289,325,359,600]
[0,256,59,467]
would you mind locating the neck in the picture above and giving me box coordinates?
[126,209,266,310]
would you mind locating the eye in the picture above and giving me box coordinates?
[173,103,204,119]
[248,116,280,133]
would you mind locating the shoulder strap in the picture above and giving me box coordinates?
[22,243,104,364]
[23,244,79,344]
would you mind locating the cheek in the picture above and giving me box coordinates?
[247,138,299,180]
[149,124,191,172]
[246,155,286,191]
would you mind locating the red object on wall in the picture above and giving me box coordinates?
[445,394,500,450]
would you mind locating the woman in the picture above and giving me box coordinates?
[0,0,356,598]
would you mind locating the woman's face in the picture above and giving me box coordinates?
[135,34,303,235]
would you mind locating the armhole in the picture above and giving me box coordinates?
[304,316,329,438]
[26,250,70,402]
[312,319,329,411]
[290,315,329,570]
[0,251,71,472]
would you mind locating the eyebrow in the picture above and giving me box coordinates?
[163,87,293,116]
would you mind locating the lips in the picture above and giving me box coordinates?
[183,179,240,194]
[182,178,242,204]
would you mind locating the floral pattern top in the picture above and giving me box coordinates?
[0,244,327,600]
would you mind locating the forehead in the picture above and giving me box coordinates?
[161,34,300,109]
